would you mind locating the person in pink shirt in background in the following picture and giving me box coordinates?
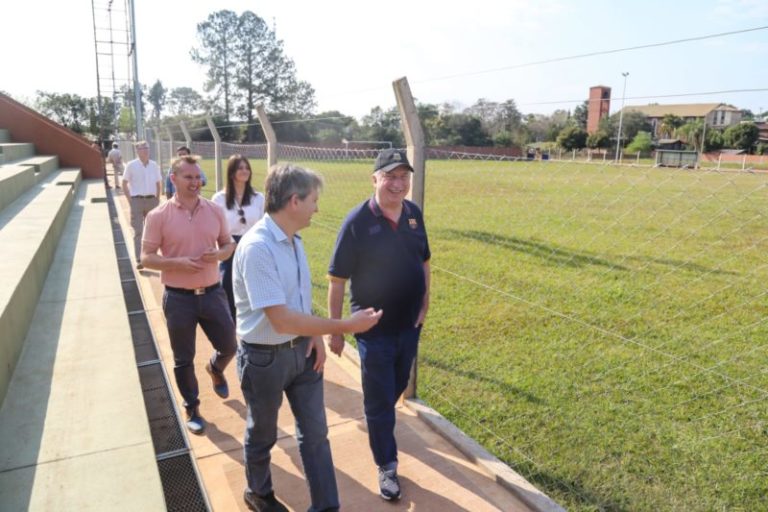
[141,154,237,435]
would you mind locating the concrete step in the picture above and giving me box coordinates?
[0,129,9,143]
[15,155,59,181]
[0,168,81,403]
[0,143,35,163]
[0,165,36,213]
[0,181,165,511]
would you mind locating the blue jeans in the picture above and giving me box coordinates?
[356,326,421,468]
[162,287,236,411]
[219,234,242,322]
[237,340,339,511]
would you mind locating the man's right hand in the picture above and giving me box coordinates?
[345,308,382,334]
[327,334,345,357]
[175,257,204,273]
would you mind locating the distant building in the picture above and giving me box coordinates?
[621,103,742,138]
[757,122,768,144]
[587,85,611,134]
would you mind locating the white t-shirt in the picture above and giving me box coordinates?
[212,190,265,236]
[123,159,162,197]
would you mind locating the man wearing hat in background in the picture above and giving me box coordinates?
[326,148,431,501]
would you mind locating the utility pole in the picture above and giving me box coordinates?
[128,0,143,139]
[615,72,629,163]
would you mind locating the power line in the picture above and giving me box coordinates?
[414,25,768,85]
[324,25,768,99]
[519,88,768,107]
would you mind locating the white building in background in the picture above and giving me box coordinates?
[621,103,742,138]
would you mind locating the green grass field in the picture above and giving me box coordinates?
[201,158,767,511]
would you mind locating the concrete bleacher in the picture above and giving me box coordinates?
[0,142,34,165]
[0,130,165,510]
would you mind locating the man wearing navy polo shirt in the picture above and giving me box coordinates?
[327,149,431,501]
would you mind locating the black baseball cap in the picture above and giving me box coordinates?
[373,149,414,173]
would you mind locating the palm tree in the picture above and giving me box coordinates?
[659,114,684,139]
[676,121,704,152]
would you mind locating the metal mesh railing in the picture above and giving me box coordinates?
[209,142,768,511]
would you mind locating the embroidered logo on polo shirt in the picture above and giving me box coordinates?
[368,224,382,235]
[408,218,418,229]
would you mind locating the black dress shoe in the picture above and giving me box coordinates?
[243,490,289,512]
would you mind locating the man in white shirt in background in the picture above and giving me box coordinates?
[106,142,124,189]
[123,140,162,270]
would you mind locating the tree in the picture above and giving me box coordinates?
[587,130,611,149]
[658,114,684,139]
[705,129,724,152]
[499,99,523,132]
[493,130,514,147]
[598,111,652,147]
[573,100,588,130]
[360,106,403,147]
[147,80,167,120]
[723,122,759,153]
[192,10,316,121]
[35,91,89,134]
[626,131,653,153]
[167,87,205,116]
[233,11,315,120]
[191,10,239,120]
[556,125,587,150]
[676,121,704,152]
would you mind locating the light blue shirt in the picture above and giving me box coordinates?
[233,214,312,344]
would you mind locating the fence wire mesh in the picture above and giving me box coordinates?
[149,136,766,511]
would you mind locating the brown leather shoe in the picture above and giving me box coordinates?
[205,362,229,398]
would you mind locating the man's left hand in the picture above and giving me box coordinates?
[306,336,326,373]
[200,248,219,263]
[415,301,429,327]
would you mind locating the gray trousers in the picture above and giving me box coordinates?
[129,196,159,261]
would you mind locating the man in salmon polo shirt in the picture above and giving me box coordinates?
[141,154,237,435]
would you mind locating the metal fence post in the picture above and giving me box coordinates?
[255,104,278,169]
[152,127,163,170]
[179,120,192,149]
[164,126,174,162]
[205,116,222,192]
[393,76,425,399]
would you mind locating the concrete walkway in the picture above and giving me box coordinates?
[114,186,533,512]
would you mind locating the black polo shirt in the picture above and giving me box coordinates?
[329,198,430,336]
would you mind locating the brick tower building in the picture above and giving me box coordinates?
[587,86,611,134]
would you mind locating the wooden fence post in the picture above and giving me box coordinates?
[393,76,425,399]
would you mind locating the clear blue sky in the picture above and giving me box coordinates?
[2,0,767,119]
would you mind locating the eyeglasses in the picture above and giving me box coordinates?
[380,173,410,182]
[238,208,246,224]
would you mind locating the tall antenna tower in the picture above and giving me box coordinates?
[90,0,143,141]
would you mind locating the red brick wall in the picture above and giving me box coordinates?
[587,86,611,134]
[0,93,104,179]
